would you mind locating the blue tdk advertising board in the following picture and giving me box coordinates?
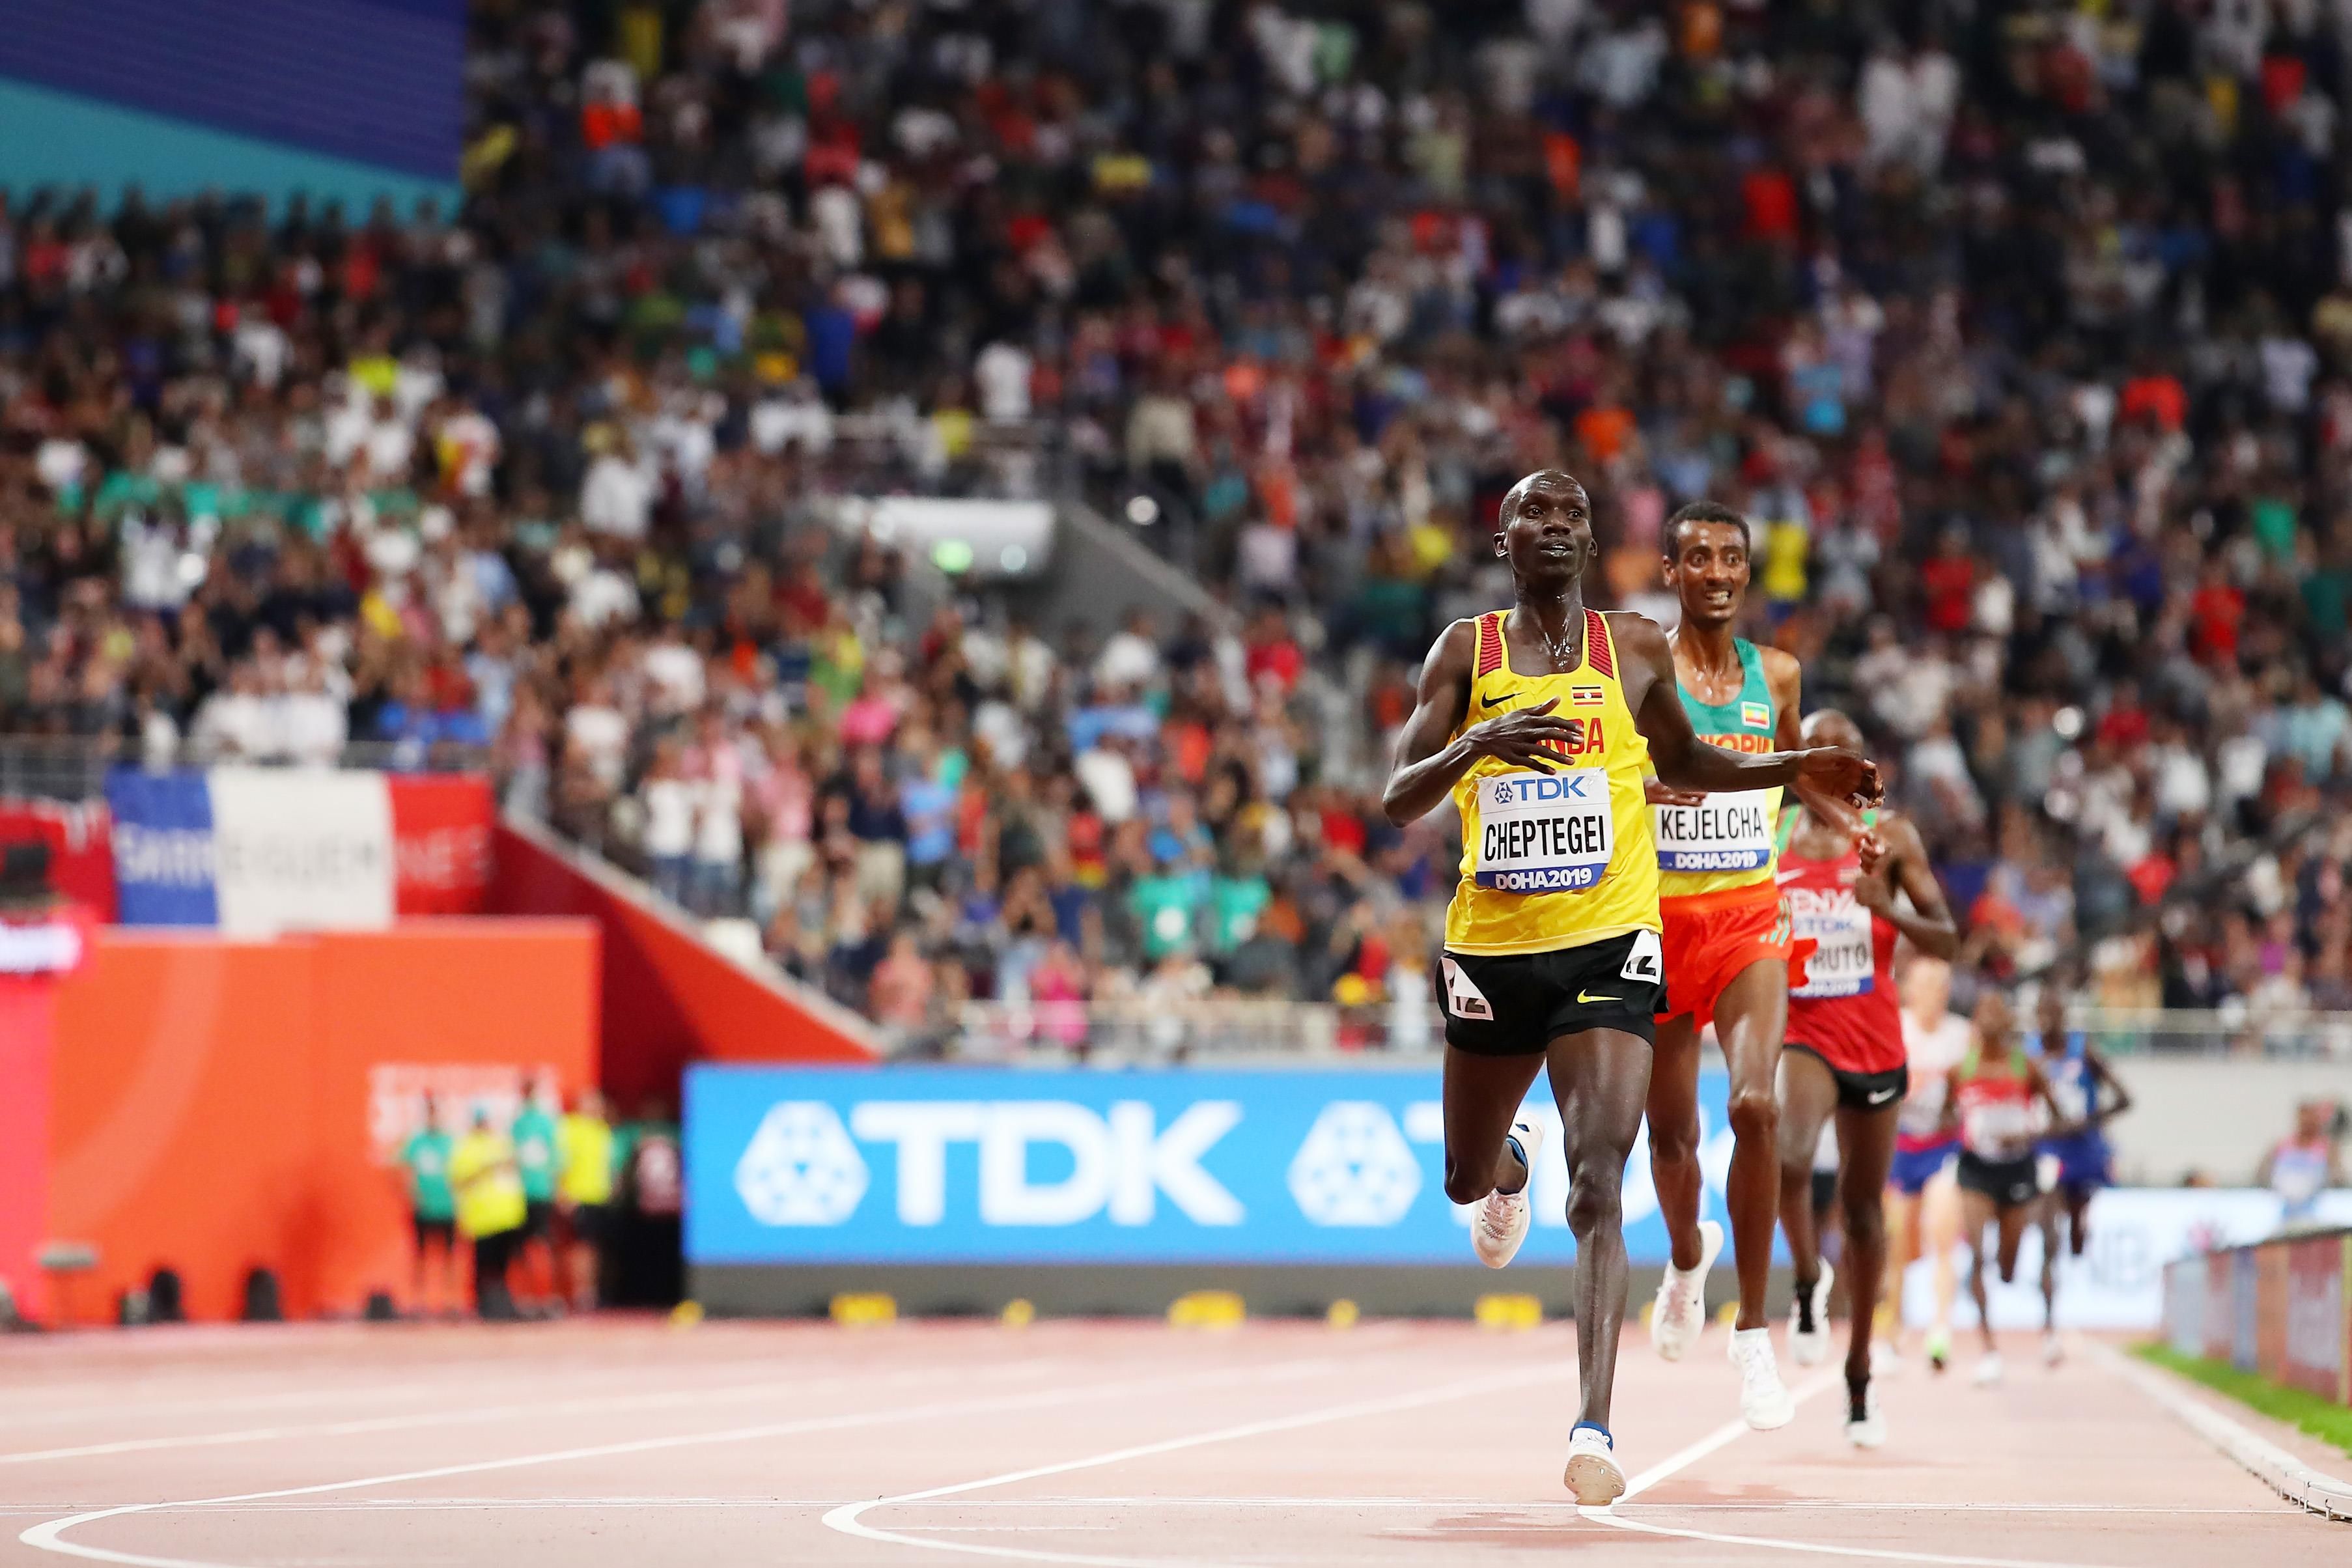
[685,1067,1737,1267]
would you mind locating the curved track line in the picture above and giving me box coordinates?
[18,1350,1375,1568]
[0,1356,1041,1465]
[819,1362,1576,1567]
[1580,1362,2119,1567]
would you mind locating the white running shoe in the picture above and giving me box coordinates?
[1728,1326,1796,1429]
[1845,1382,1888,1449]
[1972,1352,2004,1387]
[1649,1218,1724,1361]
[1563,1425,1627,1507]
[1470,1121,1545,1268]
[2042,1330,2064,1367]
[1789,1264,1835,1367]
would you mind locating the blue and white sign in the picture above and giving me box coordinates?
[685,1066,1739,1267]
[105,768,218,926]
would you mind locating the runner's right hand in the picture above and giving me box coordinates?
[1645,778,1705,808]
[1465,697,1584,773]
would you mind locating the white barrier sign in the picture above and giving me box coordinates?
[1903,1187,2352,1331]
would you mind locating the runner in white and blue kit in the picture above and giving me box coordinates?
[2028,985,2131,1364]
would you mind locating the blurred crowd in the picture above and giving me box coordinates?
[7,1,2352,1048]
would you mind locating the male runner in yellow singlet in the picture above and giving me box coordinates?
[1382,471,1879,1504]
[1643,500,1860,1428]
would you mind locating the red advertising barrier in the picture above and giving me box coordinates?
[0,798,115,918]
[2284,1235,2351,1405]
[388,775,494,915]
[486,820,875,1109]
[2168,1230,2351,1410]
[46,920,596,1323]
[0,904,97,1323]
[2258,1241,2290,1382]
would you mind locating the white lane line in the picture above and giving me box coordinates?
[0,1359,856,1431]
[0,1356,1059,1466]
[1580,1366,2123,1567]
[2093,1341,2352,1522]
[0,1497,2288,1517]
[1619,1369,1839,1500]
[819,1362,1576,1568]
[16,1345,1392,1568]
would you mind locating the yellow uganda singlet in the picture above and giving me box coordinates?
[1446,608,1662,955]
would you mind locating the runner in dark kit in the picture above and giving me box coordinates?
[1773,709,1956,1448]
[1382,471,1881,1504]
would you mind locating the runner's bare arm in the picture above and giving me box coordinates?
[1380,620,1582,824]
[2024,1057,2086,1142]
[2083,1048,2133,1127]
[1612,614,1882,805]
[1853,813,1957,959]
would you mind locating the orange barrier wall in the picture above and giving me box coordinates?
[49,921,596,1323]
[486,822,873,1109]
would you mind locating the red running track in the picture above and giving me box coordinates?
[0,1317,2343,1566]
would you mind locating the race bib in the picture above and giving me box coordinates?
[1789,886,1873,998]
[1963,1098,2034,1160]
[1895,1075,1946,1138]
[1653,789,1775,873]
[1474,769,1614,892]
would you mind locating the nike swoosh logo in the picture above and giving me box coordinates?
[1578,990,1619,1005]
[1867,1087,1899,1105]
[1480,693,1511,709]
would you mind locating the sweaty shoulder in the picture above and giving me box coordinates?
[1757,643,1802,703]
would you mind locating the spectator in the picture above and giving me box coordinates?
[556,1087,615,1311]
[2260,1100,2346,1229]
[397,1096,458,1319]
[447,1104,526,1321]
[510,1075,562,1317]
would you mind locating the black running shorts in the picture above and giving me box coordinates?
[1437,929,1665,1055]
[1784,1043,1909,1112]
[1956,1150,2040,1208]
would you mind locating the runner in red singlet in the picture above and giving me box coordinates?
[1773,710,1956,1448]
[1945,989,2078,1387]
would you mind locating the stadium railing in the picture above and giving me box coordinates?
[0,735,494,800]
[938,1000,2352,1065]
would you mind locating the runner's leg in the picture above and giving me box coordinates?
[1994,1199,2028,1284]
[2036,1198,2061,1332]
[1882,1186,1918,1350]
[1774,1049,1839,1298]
[1644,1013,1705,1270]
[1925,1164,1962,1340]
[1441,1046,1548,1205]
[1835,1103,1900,1386]
[1548,1025,1654,1430]
[1713,958,1791,1330]
[1962,1188,1998,1354]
